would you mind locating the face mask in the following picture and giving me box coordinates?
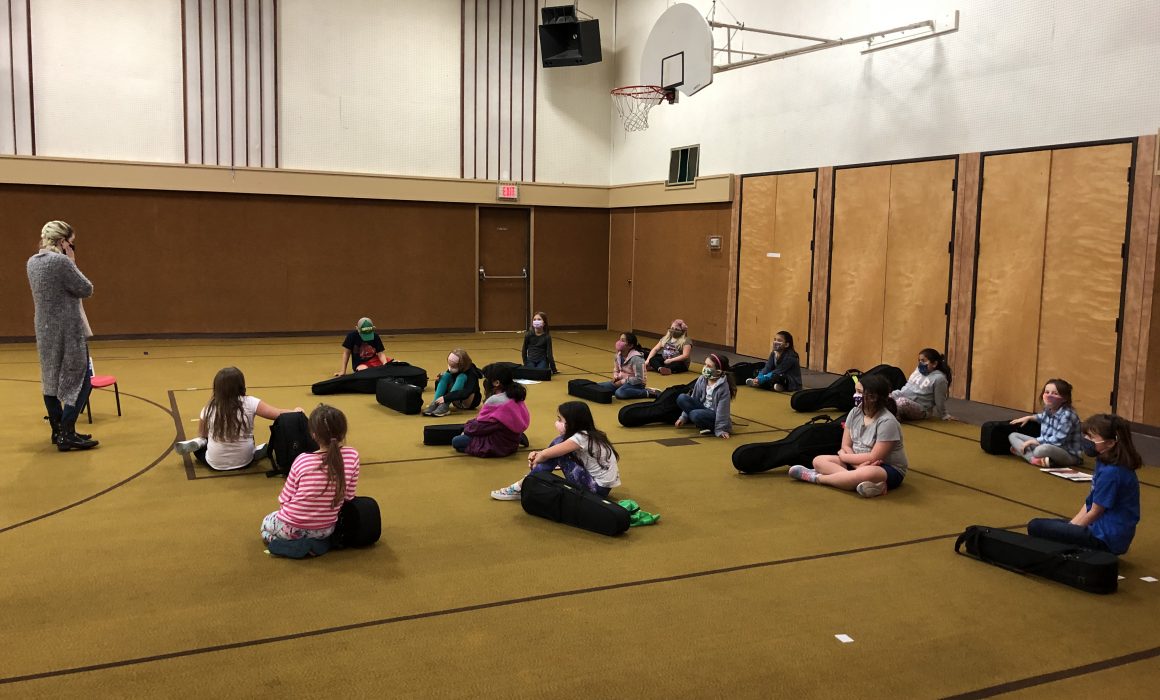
[1081,439,1099,457]
[554,418,566,435]
[670,329,683,337]
[917,363,931,376]
[615,340,627,352]
[772,341,784,352]
[853,393,863,407]
[448,365,458,373]
[532,320,544,330]
[702,367,715,378]
[1043,394,1061,407]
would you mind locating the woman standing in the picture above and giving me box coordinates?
[27,220,99,451]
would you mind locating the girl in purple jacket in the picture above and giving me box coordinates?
[450,363,531,458]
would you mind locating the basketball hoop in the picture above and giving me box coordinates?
[611,85,675,132]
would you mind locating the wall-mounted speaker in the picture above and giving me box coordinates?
[539,5,602,67]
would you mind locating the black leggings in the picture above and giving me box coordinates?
[43,356,94,426]
[648,355,689,373]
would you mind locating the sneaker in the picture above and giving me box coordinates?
[699,429,713,436]
[646,388,660,398]
[856,480,887,498]
[658,367,672,376]
[1042,457,1052,469]
[421,402,437,416]
[490,485,521,501]
[431,402,451,417]
[1029,457,1045,467]
[253,443,269,461]
[745,378,758,387]
[788,465,818,483]
[175,438,204,455]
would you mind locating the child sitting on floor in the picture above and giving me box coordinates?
[261,404,360,555]
[451,363,531,458]
[490,401,620,500]
[1027,414,1141,555]
[334,317,390,376]
[424,348,483,417]
[675,353,735,439]
[175,366,301,471]
[521,311,558,372]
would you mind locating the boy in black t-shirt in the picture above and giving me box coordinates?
[334,317,390,376]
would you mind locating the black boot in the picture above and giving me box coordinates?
[57,420,99,451]
[45,416,90,445]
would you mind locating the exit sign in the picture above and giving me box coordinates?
[497,183,519,201]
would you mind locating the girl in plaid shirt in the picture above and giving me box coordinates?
[1008,378,1083,467]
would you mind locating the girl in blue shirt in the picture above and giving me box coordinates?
[1027,414,1141,555]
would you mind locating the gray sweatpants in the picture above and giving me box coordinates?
[1008,432,1081,466]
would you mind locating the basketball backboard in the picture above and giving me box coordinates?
[642,3,713,97]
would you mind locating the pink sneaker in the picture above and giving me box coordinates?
[788,465,818,483]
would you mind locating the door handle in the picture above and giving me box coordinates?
[479,267,528,280]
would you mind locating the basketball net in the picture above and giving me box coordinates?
[611,85,674,132]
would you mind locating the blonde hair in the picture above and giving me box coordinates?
[660,320,691,349]
[40,220,74,253]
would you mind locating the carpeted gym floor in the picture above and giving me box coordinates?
[1,331,1158,698]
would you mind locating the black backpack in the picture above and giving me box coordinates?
[266,412,319,477]
[980,420,1040,455]
[731,361,765,383]
[863,363,907,391]
[732,415,845,473]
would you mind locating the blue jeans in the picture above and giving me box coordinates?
[451,434,471,453]
[1027,518,1109,551]
[614,383,650,399]
[524,358,549,370]
[676,393,715,430]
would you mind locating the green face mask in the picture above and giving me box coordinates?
[702,367,714,378]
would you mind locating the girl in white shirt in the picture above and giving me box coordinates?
[175,366,301,470]
[490,401,620,500]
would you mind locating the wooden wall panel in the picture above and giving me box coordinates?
[881,160,956,371]
[1145,145,1160,425]
[1120,136,1158,421]
[826,166,891,372]
[948,153,981,399]
[607,209,635,332]
[735,176,778,357]
[774,172,818,360]
[532,207,609,328]
[726,175,742,348]
[808,167,834,369]
[1038,144,1132,416]
[970,151,1051,411]
[631,203,734,346]
[0,185,477,337]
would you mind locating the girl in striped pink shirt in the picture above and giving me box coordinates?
[261,404,360,547]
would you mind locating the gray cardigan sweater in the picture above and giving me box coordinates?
[27,251,93,404]
[688,374,733,436]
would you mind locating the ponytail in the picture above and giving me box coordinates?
[308,404,349,507]
[920,348,952,386]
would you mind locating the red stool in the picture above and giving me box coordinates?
[86,375,121,424]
